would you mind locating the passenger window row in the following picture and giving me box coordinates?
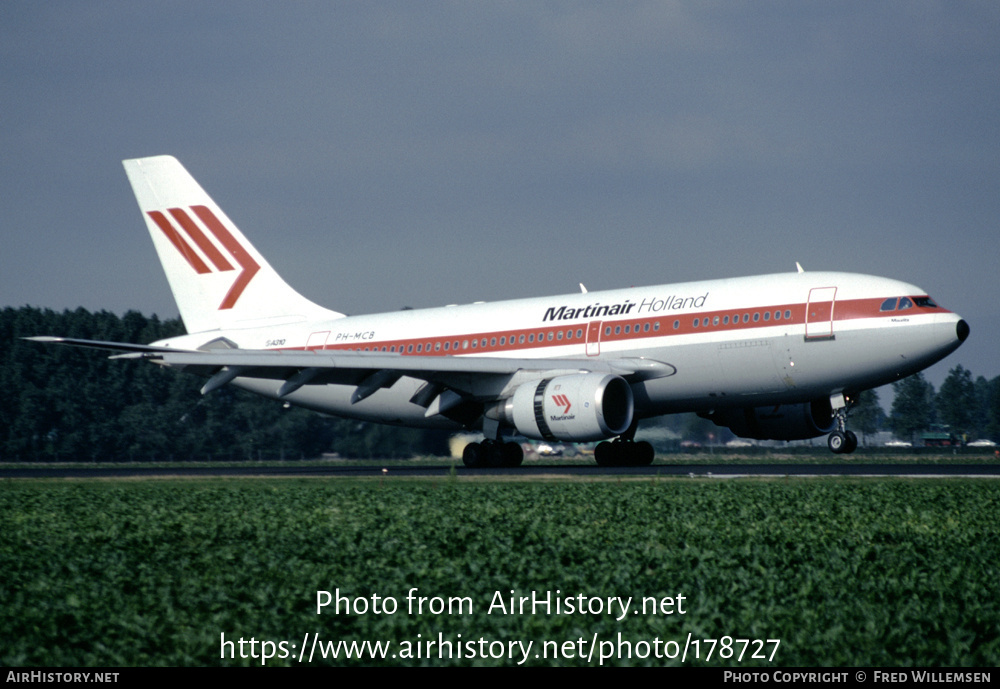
[686,310,793,329]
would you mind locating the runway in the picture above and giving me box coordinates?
[4,462,999,479]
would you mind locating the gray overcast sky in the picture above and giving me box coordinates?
[3,2,998,391]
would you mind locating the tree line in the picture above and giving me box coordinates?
[886,366,1000,444]
[0,307,448,461]
[1,306,996,461]
[777,366,1000,447]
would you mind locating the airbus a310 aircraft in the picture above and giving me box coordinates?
[31,155,969,466]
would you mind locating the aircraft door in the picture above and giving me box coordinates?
[805,287,837,340]
[586,321,602,356]
[306,331,330,350]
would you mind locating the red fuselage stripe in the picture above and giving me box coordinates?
[274,296,947,356]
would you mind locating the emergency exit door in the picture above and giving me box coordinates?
[586,321,602,356]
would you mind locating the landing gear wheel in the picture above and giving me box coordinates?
[828,430,859,455]
[828,431,847,454]
[634,441,655,466]
[501,441,524,467]
[483,441,504,467]
[462,442,483,468]
[844,430,858,454]
[594,441,615,467]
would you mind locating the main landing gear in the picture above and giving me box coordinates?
[463,416,524,467]
[462,440,524,468]
[827,394,858,455]
[594,439,655,466]
[594,420,655,467]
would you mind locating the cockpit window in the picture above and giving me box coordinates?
[882,296,939,312]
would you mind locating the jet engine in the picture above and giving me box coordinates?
[500,374,634,442]
[702,399,836,441]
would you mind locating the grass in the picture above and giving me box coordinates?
[1,476,998,666]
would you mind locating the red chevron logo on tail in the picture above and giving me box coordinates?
[147,205,260,310]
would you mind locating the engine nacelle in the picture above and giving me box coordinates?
[502,374,634,442]
[703,399,836,441]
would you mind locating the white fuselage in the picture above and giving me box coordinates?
[155,270,967,430]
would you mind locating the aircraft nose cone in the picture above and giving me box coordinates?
[957,319,970,343]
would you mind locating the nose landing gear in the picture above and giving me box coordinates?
[828,429,858,454]
[827,394,858,454]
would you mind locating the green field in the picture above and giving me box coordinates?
[1,477,998,666]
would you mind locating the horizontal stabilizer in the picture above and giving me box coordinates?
[23,336,186,355]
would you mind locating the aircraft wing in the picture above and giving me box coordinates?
[26,336,675,405]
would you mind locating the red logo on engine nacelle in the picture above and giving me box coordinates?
[552,394,572,414]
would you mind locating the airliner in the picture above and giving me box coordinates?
[31,155,969,466]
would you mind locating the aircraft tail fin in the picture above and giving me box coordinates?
[122,155,344,334]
